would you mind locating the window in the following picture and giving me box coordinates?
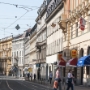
[54,0,56,3]
[20,51,21,56]
[76,22,78,37]
[79,48,84,57]
[71,25,73,39]
[17,51,18,57]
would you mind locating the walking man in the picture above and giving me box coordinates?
[66,69,74,90]
[49,71,53,84]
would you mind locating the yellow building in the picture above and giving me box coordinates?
[0,36,12,76]
[60,0,90,85]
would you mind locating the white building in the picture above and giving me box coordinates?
[12,30,29,77]
[30,24,37,77]
[24,29,31,75]
[46,0,64,79]
[36,0,47,80]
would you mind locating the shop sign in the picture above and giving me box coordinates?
[28,68,32,72]
[57,54,65,62]
[57,54,62,60]
[71,49,77,58]
[79,17,86,31]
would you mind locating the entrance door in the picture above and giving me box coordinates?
[80,48,84,85]
[81,67,83,85]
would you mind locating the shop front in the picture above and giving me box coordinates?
[77,55,90,86]
[66,49,78,85]
[57,53,66,78]
[46,54,58,80]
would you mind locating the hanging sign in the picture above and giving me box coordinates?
[79,17,86,31]
[57,54,62,61]
[71,49,77,58]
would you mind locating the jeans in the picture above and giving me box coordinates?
[66,81,73,90]
[49,78,52,84]
[53,88,57,90]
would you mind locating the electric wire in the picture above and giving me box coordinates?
[4,11,29,29]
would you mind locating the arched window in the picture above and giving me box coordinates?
[87,46,90,55]
[64,52,66,57]
[79,48,84,57]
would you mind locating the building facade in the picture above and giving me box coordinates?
[12,33,26,77]
[62,0,90,85]
[0,36,12,76]
[30,24,37,77]
[46,0,64,79]
[36,0,47,80]
[24,29,31,75]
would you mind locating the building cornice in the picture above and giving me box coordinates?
[36,7,47,22]
[46,1,63,23]
[30,47,36,53]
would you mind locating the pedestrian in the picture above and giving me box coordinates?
[55,67,61,90]
[53,78,58,90]
[49,71,53,84]
[66,69,73,90]
[30,73,32,81]
[34,73,36,81]
[27,73,30,80]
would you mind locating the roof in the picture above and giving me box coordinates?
[13,34,23,40]
[30,24,37,34]
[25,28,31,37]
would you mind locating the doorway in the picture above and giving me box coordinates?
[80,48,84,85]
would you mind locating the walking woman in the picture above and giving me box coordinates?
[66,69,74,90]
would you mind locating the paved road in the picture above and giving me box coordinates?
[0,80,52,90]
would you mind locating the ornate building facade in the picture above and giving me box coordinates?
[36,0,47,80]
[0,36,12,76]
[46,0,64,79]
[30,24,37,77]
[61,0,90,85]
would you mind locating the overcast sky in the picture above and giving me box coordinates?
[0,0,43,39]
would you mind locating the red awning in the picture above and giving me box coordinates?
[66,58,77,67]
[59,58,66,67]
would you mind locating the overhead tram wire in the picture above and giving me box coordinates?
[0,2,40,10]
[5,11,29,29]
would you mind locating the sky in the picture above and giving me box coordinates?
[0,0,43,39]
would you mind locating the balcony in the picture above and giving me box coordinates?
[0,56,8,60]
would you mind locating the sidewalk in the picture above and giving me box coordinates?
[28,79,90,90]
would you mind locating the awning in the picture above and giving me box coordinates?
[59,58,66,67]
[77,55,90,67]
[66,58,77,67]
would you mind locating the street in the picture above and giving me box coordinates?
[0,76,90,90]
[0,77,52,90]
